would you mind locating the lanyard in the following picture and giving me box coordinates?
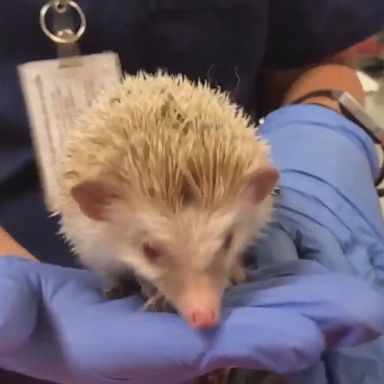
[39,0,87,64]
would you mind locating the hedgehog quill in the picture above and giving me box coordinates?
[55,72,279,329]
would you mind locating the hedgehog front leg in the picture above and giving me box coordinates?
[103,274,141,300]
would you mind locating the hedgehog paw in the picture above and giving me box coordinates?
[103,275,140,300]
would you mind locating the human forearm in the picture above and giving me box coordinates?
[260,46,362,113]
[282,63,365,112]
[0,226,37,260]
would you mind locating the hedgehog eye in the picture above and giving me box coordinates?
[143,242,162,263]
[222,231,234,251]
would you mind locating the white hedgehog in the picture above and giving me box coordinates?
[55,71,279,329]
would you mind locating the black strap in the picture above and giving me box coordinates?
[290,89,381,144]
[289,89,343,105]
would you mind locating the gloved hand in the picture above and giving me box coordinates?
[0,249,383,384]
[2,104,384,384]
[251,103,384,384]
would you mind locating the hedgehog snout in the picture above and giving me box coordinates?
[161,272,224,329]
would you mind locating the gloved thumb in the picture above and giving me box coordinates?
[0,256,38,354]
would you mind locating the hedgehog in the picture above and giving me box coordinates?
[55,71,279,330]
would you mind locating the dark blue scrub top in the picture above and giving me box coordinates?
[0,2,383,381]
[1,0,383,268]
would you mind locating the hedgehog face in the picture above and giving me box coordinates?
[69,166,278,328]
[108,198,269,329]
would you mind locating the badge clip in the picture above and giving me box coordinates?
[40,0,87,67]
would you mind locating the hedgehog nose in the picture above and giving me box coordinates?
[187,308,219,329]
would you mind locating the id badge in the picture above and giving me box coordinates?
[18,1,123,212]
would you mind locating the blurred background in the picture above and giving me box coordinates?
[356,31,384,211]
[357,31,384,123]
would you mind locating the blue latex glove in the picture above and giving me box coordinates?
[2,104,384,384]
[0,253,383,384]
[256,104,384,384]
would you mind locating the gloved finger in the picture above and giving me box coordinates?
[0,256,114,384]
[251,216,357,277]
[224,260,384,349]
[243,222,382,349]
[0,256,38,354]
[61,303,324,384]
[0,258,323,383]
[0,255,140,311]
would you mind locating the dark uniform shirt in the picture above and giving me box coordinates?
[0,1,383,382]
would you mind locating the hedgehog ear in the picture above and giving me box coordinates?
[243,167,279,203]
[71,180,124,221]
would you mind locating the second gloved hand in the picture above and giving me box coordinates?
[0,252,383,384]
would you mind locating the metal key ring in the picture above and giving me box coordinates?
[40,1,86,44]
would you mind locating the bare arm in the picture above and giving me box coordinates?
[260,45,364,113]
[0,226,37,261]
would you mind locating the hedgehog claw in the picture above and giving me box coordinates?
[103,275,141,300]
[142,293,168,312]
[103,285,128,300]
